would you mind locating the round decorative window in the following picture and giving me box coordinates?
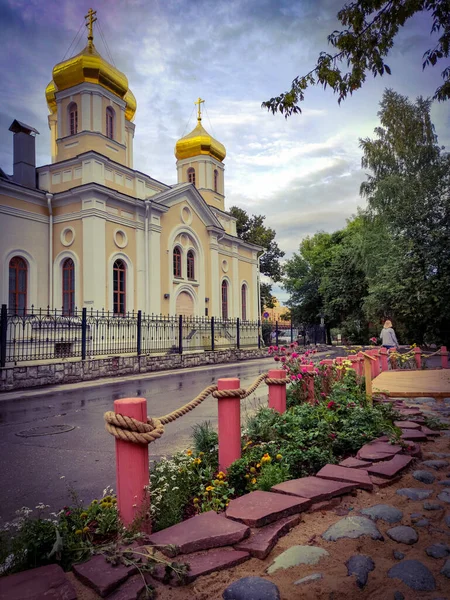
[114,229,128,249]
[222,259,229,273]
[181,205,193,225]
[61,227,75,247]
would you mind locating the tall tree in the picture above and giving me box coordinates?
[229,206,285,309]
[360,89,450,343]
[263,0,450,117]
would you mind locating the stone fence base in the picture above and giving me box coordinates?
[0,348,269,392]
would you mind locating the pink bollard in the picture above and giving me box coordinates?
[267,369,287,413]
[414,347,422,369]
[380,347,389,372]
[442,346,449,369]
[114,398,150,530]
[217,378,242,472]
[303,365,316,404]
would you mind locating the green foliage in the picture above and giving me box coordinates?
[263,0,450,117]
[191,421,218,468]
[229,206,285,309]
[256,462,291,491]
[282,89,450,345]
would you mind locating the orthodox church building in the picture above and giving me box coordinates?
[0,10,261,321]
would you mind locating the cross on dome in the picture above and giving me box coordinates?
[85,8,97,47]
[194,97,205,122]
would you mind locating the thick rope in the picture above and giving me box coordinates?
[104,372,290,445]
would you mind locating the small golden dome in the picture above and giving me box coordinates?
[45,44,136,120]
[124,89,137,122]
[175,120,226,162]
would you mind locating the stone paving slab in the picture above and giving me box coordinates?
[367,454,413,479]
[420,426,441,436]
[267,545,329,574]
[73,555,137,597]
[272,476,357,502]
[105,574,157,600]
[234,514,302,559]
[322,516,383,541]
[316,464,373,491]
[370,475,402,488]
[357,441,403,462]
[151,548,250,585]
[147,510,250,556]
[339,457,373,469]
[0,564,77,600]
[226,490,311,527]
[401,429,428,442]
[394,420,421,429]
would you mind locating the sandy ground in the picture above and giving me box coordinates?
[69,410,450,600]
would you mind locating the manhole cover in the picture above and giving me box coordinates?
[16,424,76,438]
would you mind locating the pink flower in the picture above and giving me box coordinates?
[314,368,319,374]
[329,433,336,439]
[281,356,286,362]
[327,401,336,409]
[273,346,278,351]
[280,346,286,352]
[297,374,303,380]
[291,375,297,381]
[291,352,298,359]
[302,367,308,373]
[320,392,326,397]
[274,356,280,362]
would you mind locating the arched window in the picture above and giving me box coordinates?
[113,259,126,315]
[106,107,114,139]
[62,258,75,315]
[221,280,228,320]
[241,284,247,321]
[187,167,196,186]
[68,102,78,136]
[214,169,219,192]
[187,250,195,280]
[9,256,27,315]
[173,247,182,278]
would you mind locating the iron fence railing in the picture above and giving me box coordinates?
[0,305,261,366]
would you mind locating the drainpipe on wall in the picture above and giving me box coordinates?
[46,193,54,309]
[144,199,150,314]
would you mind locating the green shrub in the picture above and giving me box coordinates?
[256,462,291,491]
[191,421,218,467]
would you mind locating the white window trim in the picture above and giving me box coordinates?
[220,276,232,319]
[53,250,80,311]
[2,249,37,309]
[240,280,249,321]
[108,252,134,313]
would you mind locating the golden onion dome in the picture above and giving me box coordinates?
[45,43,136,121]
[175,114,226,162]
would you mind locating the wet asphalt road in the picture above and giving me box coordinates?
[0,357,279,523]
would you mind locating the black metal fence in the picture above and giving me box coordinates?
[0,305,261,366]
[261,321,327,348]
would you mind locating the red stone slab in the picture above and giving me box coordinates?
[397,408,423,416]
[234,514,301,559]
[367,454,413,479]
[370,475,402,488]
[0,564,77,600]
[315,464,373,491]
[403,442,422,459]
[357,441,403,462]
[226,490,311,527]
[272,476,357,501]
[151,548,250,585]
[147,510,249,556]
[394,420,421,429]
[308,497,342,512]
[420,426,440,437]
[339,457,373,469]
[73,555,137,597]
[401,429,428,442]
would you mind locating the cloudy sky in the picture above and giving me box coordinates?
[1,0,449,303]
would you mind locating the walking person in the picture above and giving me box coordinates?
[380,320,399,350]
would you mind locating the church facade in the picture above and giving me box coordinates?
[0,11,261,324]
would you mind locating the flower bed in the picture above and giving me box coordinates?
[1,345,429,586]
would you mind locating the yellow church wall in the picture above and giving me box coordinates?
[53,201,82,216]
[159,201,212,313]
[105,221,137,310]
[53,219,83,261]
[55,134,127,165]
[0,194,48,215]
